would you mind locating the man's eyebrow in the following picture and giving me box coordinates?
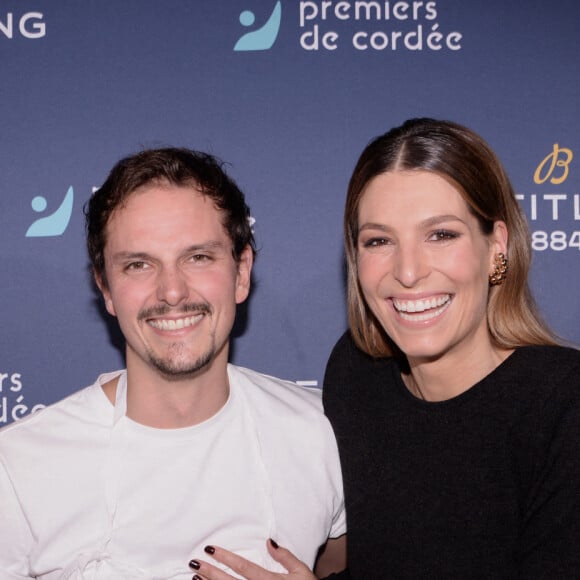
[111,241,228,262]
[182,241,228,253]
[110,251,152,262]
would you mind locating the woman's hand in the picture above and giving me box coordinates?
[188,539,317,580]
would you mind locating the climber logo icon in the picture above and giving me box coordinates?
[234,1,282,51]
[25,186,74,237]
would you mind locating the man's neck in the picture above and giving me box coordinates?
[102,353,230,429]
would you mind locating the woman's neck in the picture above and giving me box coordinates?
[403,343,514,402]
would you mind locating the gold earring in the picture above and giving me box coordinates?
[489,252,508,286]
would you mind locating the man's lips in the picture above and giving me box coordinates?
[147,313,204,331]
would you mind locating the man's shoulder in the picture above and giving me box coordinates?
[228,365,340,468]
[0,370,121,444]
[228,364,323,416]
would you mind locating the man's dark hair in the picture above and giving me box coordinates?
[85,148,256,288]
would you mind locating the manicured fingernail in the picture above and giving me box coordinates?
[269,538,279,549]
[204,545,215,555]
[189,560,200,570]
[192,575,202,580]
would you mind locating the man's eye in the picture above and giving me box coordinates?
[126,261,147,271]
[362,237,389,248]
[190,254,211,263]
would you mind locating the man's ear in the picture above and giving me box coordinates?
[95,272,117,317]
[235,245,253,305]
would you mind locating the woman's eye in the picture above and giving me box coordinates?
[429,230,458,242]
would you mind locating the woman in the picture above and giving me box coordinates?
[191,118,580,579]
[322,117,580,578]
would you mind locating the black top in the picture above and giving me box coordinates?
[323,332,580,579]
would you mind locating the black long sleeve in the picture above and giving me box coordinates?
[323,333,580,579]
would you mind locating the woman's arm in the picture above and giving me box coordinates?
[314,535,347,578]
[189,537,348,580]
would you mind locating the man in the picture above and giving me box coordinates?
[0,148,346,579]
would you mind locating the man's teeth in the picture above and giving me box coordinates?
[393,295,451,321]
[148,314,203,330]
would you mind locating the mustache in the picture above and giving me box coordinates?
[138,302,213,321]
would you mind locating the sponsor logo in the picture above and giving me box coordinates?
[516,145,579,252]
[0,371,45,424]
[232,2,463,53]
[26,186,74,238]
[297,380,319,388]
[299,1,462,52]
[234,1,282,51]
[0,11,46,39]
[533,143,573,186]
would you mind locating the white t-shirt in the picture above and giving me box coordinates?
[0,365,346,579]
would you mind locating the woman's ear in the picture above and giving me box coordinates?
[491,220,508,257]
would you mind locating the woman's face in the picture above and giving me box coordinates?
[356,170,507,367]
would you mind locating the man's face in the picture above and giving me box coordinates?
[98,183,252,381]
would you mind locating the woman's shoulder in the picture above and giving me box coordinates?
[509,344,580,379]
[497,344,580,412]
[324,331,396,387]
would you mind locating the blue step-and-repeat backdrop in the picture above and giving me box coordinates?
[1,0,579,423]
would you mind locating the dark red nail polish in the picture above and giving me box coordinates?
[192,575,202,580]
[204,545,215,555]
[189,559,200,570]
[269,538,279,549]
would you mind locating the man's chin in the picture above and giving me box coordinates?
[149,352,214,382]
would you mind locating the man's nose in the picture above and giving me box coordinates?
[156,266,189,306]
